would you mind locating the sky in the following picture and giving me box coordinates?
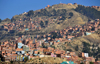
[0,0,100,20]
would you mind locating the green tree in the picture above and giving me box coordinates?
[51,32,57,39]
[3,18,11,22]
[69,12,73,17]
[51,45,55,49]
[43,45,47,48]
[10,60,13,64]
[52,9,57,16]
[0,19,2,23]
[75,5,100,19]
[75,45,79,51]
[80,62,84,64]
[60,9,67,16]
[82,42,90,53]
[90,62,94,64]
[27,10,34,17]
[40,21,44,28]
[39,9,51,16]
[91,27,95,31]
[56,9,60,15]
[62,9,67,13]
[30,58,32,60]
[60,16,66,20]
[45,21,48,26]
[11,17,16,22]
[98,47,100,53]
[0,58,1,62]
[39,58,41,60]
[24,57,28,62]
[67,49,72,52]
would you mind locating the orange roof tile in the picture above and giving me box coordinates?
[12,51,16,54]
[26,53,29,56]
[7,53,11,56]
[34,51,38,54]
[16,48,23,51]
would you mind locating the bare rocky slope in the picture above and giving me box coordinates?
[0,3,90,40]
[56,30,100,60]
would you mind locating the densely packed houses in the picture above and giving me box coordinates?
[0,19,100,64]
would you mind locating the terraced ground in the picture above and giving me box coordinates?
[27,57,67,64]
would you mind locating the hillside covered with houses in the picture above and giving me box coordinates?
[0,3,100,64]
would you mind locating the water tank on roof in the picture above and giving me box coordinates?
[57,40,60,42]
[23,57,24,61]
[34,54,37,56]
[69,61,74,64]
[25,28,29,31]
[21,51,25,54]
[86,32,91,35]
[44,38,46,41]
[23,45,29,51]
[84,53,88,57]
[18,43,23,48]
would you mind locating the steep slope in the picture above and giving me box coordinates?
[0,18,11,26]
[11,4,89,33]
[41,9,88,33]
[0,3,98,41]
[75,5,100,20]
[28,57,66,64]
[57,30,100,60]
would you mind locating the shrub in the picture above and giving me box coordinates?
[51,45,55,49]
[30,58,32,60]
[80,62,84,64]
[27,10,34,17]
[67,49,72,52]
[75,45,79,51]
[45,21,48,25]
[24,57,28,62]
[90,62,94,64]
[39,58,41,60]
[69,12,73,17]
[10,61,13,64]
[40,21,44,28]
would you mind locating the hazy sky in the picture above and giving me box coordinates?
[0,0,100,20]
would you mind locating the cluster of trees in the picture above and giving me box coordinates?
[10,9,67,22]
[27,10,34,17]
[53,9,67,20]
[75,5,100,19]
[82,42,90,53]
[59,16,66,20]
[75,45,79,51]
[80,62,93,64]
[37,9,51,17]
[50,32,62,39]
[51,45,55,49]
[40,21,44,28]
[82,42,91,56]
[0,18,11,22]
[69,12,73,17]
[89,44,100,61]
[40,21,48,28]
[51,32,57,39]
[81,41,100,60]
[11,17,16,22]
[36,9,67,20]
[52,9,67,16]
